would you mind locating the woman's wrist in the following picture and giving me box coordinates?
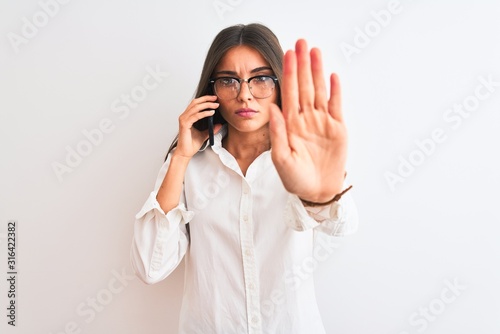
[299,171,350,207]
[299,185,353,207]
[170,151,192,165]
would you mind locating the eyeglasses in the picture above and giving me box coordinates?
[210,75,278,100]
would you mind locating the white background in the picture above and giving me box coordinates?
[1,0,499,333]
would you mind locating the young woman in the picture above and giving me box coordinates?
[131,23,358,334]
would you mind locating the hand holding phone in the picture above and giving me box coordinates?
[192,89,220,146]
[193,94,222,147]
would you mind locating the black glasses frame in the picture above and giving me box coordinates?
[209,75,278,99]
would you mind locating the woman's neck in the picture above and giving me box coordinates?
[222,125,270,174]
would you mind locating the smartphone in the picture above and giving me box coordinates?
[193,110,215,146]
[208,114,214,146]
[193,91,219,146]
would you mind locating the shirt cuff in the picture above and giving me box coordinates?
[135,191,194,278]
[284,192,358,236]
[135,191,167,219]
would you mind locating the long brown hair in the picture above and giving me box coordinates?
[165,23,284,159]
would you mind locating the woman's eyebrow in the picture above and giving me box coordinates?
[214,70,237,76]
[251,66,273,73]
[214,66,273,76]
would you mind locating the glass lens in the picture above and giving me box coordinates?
[213,76,276,99]
[214,78,239,100]
[249,76,275,98]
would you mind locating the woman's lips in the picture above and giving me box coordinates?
[235,108,258,118]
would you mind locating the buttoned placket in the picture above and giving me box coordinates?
[210,129,264,333]
[239,179,262,334]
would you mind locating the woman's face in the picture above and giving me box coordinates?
[213,45,278,135]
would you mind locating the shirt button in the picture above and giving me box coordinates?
[245,249,252,256]
[251,316,259,324]
[248,282,255,290]
[243,214,248,222]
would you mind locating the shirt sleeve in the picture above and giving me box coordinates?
[284,178,359,236]
[130,154,195,285]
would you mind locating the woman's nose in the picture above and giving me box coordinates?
[237,81,253,101]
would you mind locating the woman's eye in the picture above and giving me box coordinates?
[220,78,236,86]
[253,76,271,84]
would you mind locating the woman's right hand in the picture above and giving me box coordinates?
[174,95,221,159]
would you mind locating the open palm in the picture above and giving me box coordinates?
[269,39,348,203]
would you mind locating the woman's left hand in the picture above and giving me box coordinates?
[269,39,348,203]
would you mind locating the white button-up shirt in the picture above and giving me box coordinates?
[130,126,358,334]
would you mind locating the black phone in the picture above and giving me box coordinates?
[193,89,219,146]
[193,110,216,146]
[208,114,214,146]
